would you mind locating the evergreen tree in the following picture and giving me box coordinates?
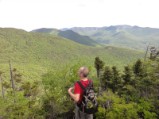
[133,59,144,77]
[123,66,132,85]
[94,57,104,78]
[111,66,121,93]
[121,66,136,101]
[102,66,112,90]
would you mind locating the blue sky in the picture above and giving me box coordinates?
[0,0,158,31]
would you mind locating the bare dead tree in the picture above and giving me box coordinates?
[150,46,159,60]
[9,60,16,103]
[144,44,149,61]
[0,71,5,99]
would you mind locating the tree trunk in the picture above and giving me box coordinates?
[97,70,99,78]
[144,44,149,61]
[0,75,5,99]
[9,61,16,103]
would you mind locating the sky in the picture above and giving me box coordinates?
[0,0,159,31]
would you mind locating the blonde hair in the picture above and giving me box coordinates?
[79,66,89,77]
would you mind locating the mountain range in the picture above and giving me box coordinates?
[32,25,159,50]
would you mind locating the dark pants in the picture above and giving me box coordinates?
[75,105,93,119]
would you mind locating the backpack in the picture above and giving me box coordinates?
[77,80,98,114]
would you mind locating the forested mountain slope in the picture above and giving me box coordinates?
[0,28,143,80]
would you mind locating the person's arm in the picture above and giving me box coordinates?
[68,87,80,102]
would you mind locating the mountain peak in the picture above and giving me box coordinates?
[31,28,59,33]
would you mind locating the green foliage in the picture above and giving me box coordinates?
[97,58,159,119]
[133,59,144,77]
[137,99,157,119]
[0,68,41,119]
[41,64,81,118]
[111,66,121,93]
[101,66,112,90]
[1,57,159,119]
[94,57,104,78]
[96,91,139,119]
[122,66,133,85]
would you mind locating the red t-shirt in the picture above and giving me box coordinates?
[74,79,91,103]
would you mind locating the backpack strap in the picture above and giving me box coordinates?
[77,81,86,91]
[77,79,93,91]
[88,79,93,88]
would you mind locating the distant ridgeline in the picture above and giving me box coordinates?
[32,28,99,46]
[32,25,159,50]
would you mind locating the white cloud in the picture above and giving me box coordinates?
[0,0,159,31]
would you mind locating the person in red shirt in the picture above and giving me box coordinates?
[68,67,93,119]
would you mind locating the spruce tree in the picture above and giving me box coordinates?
[123,66,132,85]
[112,66,121,93]
[102,66,112,90]
[133,59,144,77]
[94,57,104,78]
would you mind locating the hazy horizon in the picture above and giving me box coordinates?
[2,24,159,32]
[0,0,159,31]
